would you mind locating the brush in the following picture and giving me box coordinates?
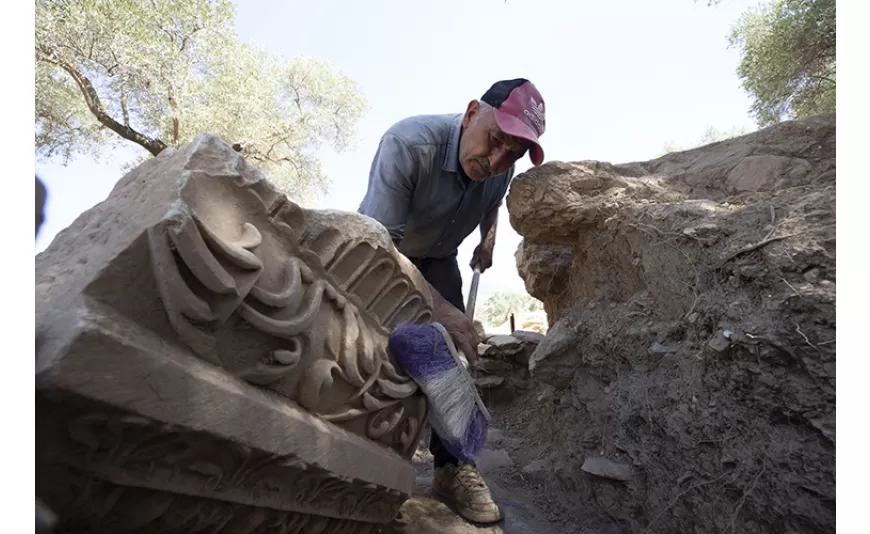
[389,321,491,463]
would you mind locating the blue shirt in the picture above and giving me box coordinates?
[358,113,514,259]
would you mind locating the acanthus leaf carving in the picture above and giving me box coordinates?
[146,185,432,457]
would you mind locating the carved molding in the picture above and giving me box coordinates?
[40,408,404,531]
[49,479,380,534]
[140,171,432,458]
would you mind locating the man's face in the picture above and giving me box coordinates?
[458,101,531,180]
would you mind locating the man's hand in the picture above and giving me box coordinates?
[429,286,480,363]
[470,241,494,273]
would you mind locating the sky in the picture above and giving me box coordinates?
[34,0,763,308]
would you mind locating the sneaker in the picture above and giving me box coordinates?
[433,463,503,524]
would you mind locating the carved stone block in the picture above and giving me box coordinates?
[35,134,434,533]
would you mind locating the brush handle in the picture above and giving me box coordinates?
[430,322,492,423]
[465,266,481,321]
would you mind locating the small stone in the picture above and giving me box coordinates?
[648,342,677,356]
[707,331,731,353]
[474,376,505,389]
[486,335,523,353]
[536,384,556,402]
[522,459,550,476]
[512,330,545,346]
[803,268,820,284]
[587,301,597,309]
[477,343,492,357]
[581,457,635,482]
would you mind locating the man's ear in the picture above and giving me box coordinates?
[462,100,480,128]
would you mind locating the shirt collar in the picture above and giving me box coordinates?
[441,114,463,174]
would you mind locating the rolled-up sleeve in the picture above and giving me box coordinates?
[358,134,416,243]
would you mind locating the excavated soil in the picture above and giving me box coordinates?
[499,114,836,534]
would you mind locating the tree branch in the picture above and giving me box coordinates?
[805,74,835,85]
[246,147,303,176]
[120,83,130,127]
[37,46,167,156]
[167,85,180,146]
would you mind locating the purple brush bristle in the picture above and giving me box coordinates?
[452,405,488,462]
[389,324,457,379]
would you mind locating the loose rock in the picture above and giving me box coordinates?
[512,330,545,345]
[475,375,505,389]
[580,457,635,482]
[647,342,677,356]
[521,459,551,478]
[706,331,732,353]
[487,335,523,353]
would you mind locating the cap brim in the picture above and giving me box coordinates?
[492,108,545,166]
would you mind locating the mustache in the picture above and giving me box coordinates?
[474,157,492,174]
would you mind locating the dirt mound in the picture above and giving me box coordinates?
[505,114,836,533]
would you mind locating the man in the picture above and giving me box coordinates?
[358,78,546,524]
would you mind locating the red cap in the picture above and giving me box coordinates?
[481,79,546,165]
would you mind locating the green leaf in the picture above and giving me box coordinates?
[480,291,544,327]
[728,0,835,126]
[35,0,367,202]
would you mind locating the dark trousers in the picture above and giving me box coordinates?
[407,253,468,468]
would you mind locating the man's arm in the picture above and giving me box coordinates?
[358,134,417,244]
[470,207,498,272]
[472,166,513,270]
[479,206,499,250]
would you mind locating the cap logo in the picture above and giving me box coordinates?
[523,97,545,135]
